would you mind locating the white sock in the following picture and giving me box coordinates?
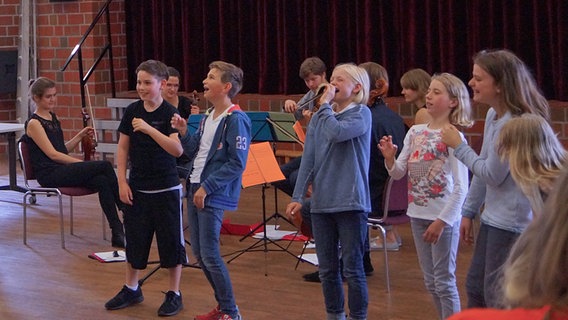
[125,284,138,291]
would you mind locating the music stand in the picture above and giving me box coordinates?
[186,113,204,135]
[265,112,304,146]
[225,140,301,266]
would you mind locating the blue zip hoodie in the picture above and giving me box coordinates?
[292,102,372,213]
[179,105,252,210]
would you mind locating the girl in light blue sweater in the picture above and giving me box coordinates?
[441,49,550,308]
[286,63,371,320]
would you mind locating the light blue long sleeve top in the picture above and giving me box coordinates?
[292,102,372,214]
[454,108,532,233]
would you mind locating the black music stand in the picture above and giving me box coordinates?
[225,134,301,267]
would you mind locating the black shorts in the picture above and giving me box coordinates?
[123,188,187,269]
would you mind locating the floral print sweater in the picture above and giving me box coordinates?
[386,124,469,225]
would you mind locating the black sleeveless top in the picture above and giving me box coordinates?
[24,112,67,179]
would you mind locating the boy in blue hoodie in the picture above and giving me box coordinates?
[171,61,251,320]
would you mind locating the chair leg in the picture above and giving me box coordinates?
[376,225,390,292]
[69,196,74,235]
[59,195,65,249]
[23,193,30,245]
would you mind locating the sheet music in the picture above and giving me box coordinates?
[241,142,285,188]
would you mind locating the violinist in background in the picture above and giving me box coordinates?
[164,66,199,176]
[163,66,200,119]
[276,56,328,282]
[274,57,328,198]
[23,77,125,248]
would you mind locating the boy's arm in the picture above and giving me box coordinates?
[132,117,183,157]
[174,114,201,160]
[116,133,133,205]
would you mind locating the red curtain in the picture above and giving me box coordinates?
[125,0,567,100]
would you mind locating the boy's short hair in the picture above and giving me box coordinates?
[167,66,181,79]
[209,61,243,99]
[299,56,326,79]
[136,60,169,81]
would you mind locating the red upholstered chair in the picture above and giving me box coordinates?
[368,174,409,292]
[18,139,105,249]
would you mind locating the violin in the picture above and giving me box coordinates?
[81,84,97,161]
[368,79,389,106]
[290,212,312,238]
[189,90,200,106]
[188,90,201,116]
[296,84,338,114]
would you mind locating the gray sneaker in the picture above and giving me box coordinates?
[105,285,144,310]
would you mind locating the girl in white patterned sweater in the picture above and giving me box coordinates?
[379,73,473,319]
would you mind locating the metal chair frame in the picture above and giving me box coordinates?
[368,175,409,292]
[18,140,105,249]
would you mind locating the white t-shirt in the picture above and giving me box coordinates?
[189,107,230,183]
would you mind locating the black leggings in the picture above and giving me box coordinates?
[37,160,123,229]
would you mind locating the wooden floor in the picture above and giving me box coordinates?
[0,157,474,320]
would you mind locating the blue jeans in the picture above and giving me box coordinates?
[187,184,239,318]
[411,218,460,319]
[311,211,368,320]
[465,222,519,308]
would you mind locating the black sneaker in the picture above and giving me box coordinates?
[303,271,321,283]
[105,285,144,310]
[157,291,183,317]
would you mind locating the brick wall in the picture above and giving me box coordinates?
[0,0,19,128]
[0,0,127,154]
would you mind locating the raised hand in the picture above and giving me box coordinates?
[378,135,398,161]
[170,113,188,136]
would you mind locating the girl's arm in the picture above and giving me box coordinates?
[65,127,93,153]
[437,146,470,225]
[452,109,510,187]
[26,119,81,164]
[291,116,316,203]
[317,104,371,143]
[380,128,412,180]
